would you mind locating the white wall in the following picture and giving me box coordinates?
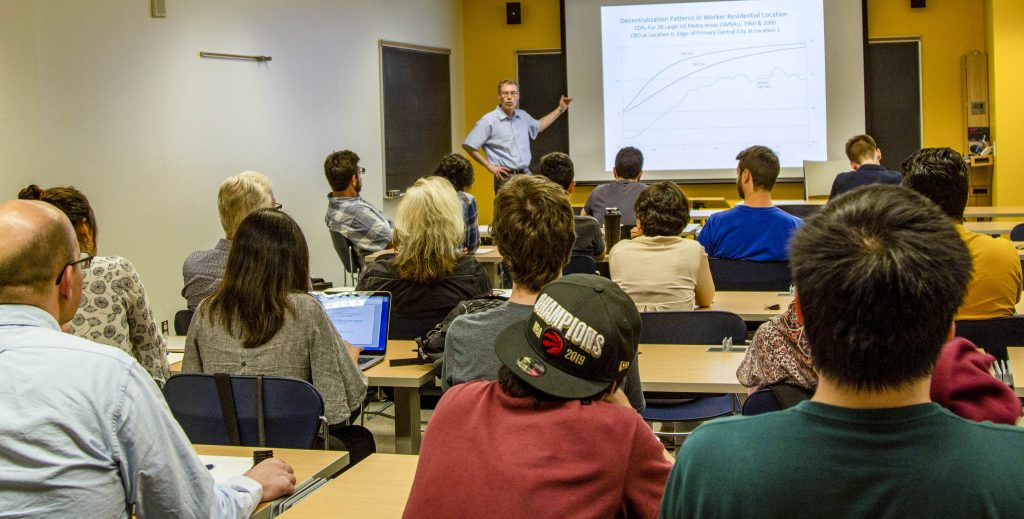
[0,0,464,326]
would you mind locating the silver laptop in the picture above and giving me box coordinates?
[313,291,391,370]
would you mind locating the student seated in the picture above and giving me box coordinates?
[183,171,276,311]
[828,134,902,199]
[19,184,170,386]
[535,151,604,258]
[582,146,647,225]
[609,182,714,311]
[0,200,295,517]
[441,175,645,410]
[433,153,480,253]
[404,275,672,519]
[697,145,802,261]
[356,176,491,322]
[324,150,394,260]
[183,209,372,460]
[661,185,1024,518]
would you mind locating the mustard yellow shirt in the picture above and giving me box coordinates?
[956,224,1022,320]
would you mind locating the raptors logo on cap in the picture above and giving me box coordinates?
[541,328,565,356]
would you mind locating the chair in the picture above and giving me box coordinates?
[741,383,813,416]
[173,309,194,335]
[777,204,822,220]
[954,316,1024,361]
[620,224,635,240]
[709,258,792,292]
[563,255,599,276]
[329,230,364,286]
[1010,223,1024,241]
[638,311,747,438]
[163,374,327,449]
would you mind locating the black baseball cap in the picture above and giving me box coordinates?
[494,274,641,399]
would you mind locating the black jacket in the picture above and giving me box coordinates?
[356,254,492,321]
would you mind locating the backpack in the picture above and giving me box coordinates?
[414,293,508,377]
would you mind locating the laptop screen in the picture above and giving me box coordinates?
[312,291,390,354]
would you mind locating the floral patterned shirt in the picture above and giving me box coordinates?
[69,255,170,386]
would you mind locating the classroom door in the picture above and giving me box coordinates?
[865,39,922,171]
[517,51,569,172]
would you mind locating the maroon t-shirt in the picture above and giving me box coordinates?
[403,380,672,518]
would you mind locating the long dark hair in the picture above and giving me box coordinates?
[206,208,311,348]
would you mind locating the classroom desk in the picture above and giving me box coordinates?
[167,334,186,352]
[964,206,1024,219]
[364,341,434,455]
[689,196,729,209]
[193,444,350,519]
[1008,348,1024,398]
[278,454,418,518]
[1015,242,1024,259]
[471,248,503,286]
[639,344,746,393]
[702,291,792,322]
[964,221,1024,236]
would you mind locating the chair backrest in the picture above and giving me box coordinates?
[741,383,813,415]
[620,224,635,240]
[954,316,1024,361]
[563,255,599,276]
[709,258,792,292]
[173,309,194,335]
[640,310,747,345]
[329,230,364,275]
[163,374,325,448]
[776,204,822,220]
[1010,223,1024,241]
[389,316,441,340]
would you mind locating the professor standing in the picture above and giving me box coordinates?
[463,78,572,192]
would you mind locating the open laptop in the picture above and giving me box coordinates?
[312,291,391,370]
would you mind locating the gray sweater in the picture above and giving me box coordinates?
[182,292,368,425]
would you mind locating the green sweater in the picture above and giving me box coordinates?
[660,401,1024,518]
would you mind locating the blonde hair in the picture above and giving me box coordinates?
[217,171,273,238]
[393,176,465,283]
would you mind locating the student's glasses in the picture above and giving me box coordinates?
[55,252,93,285]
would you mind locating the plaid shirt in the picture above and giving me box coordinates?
[458,191,480,253]
[325,196,393,258]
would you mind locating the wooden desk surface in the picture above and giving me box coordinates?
[193,444,349,517]
[471,248,503,263]
[279,454,418,518]
[703,291,792,321]
[639,344,746,393]
[964,221,1024,235]
[964,206,1024,219]
[364,340,434,388]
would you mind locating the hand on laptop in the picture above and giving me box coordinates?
[245,458,296,502]
[343,340,363,363]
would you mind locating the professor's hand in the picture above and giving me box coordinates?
[489,164,511,180]
[559,95,573,111]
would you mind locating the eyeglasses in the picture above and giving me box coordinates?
[500,91,519,98]
[273,203,283,210]
[55,252,93,285]
[358,167,366,175]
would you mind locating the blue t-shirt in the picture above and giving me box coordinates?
[697,205,802,261]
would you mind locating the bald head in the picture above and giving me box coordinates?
[0,200,78,303]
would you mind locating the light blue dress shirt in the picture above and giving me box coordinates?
[0,304,262,518]
[463,106,540,170]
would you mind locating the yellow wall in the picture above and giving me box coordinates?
[464,0,999,220]
[987,0,1024,205]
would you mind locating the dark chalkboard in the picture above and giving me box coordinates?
[517,51,569,172]
[865,40,922,171]
[381,43,452,192]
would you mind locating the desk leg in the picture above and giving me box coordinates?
[393,387,422,454]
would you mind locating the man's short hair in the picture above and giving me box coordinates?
[789,184,972,392]
[845,134,879,164]
[900,147,969,221]
[736,145,781,191]
[217,171,273,238]
[635,182,690,236]
[0,202,75,301]
[492,175,574,292]
[614,147,644,179]
[537,152,575,191]
[433,153,475,191]
[497,78,519,93]
[324,150,361,192]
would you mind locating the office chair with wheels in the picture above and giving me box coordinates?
[709,258,792,291]
[563,255,599,276]
[1010,223,1024,241]
[173,309,194,335]
[954,316,1024,362]
[638,311,747,439]
[164,374,328,449]
[329,230,364,286]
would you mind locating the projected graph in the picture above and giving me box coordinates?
[601,0,827,171]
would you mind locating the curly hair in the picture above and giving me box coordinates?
[433,153,474,191]
[217,171,274,239]
[492,176,574,292]
[635,182,690,236]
